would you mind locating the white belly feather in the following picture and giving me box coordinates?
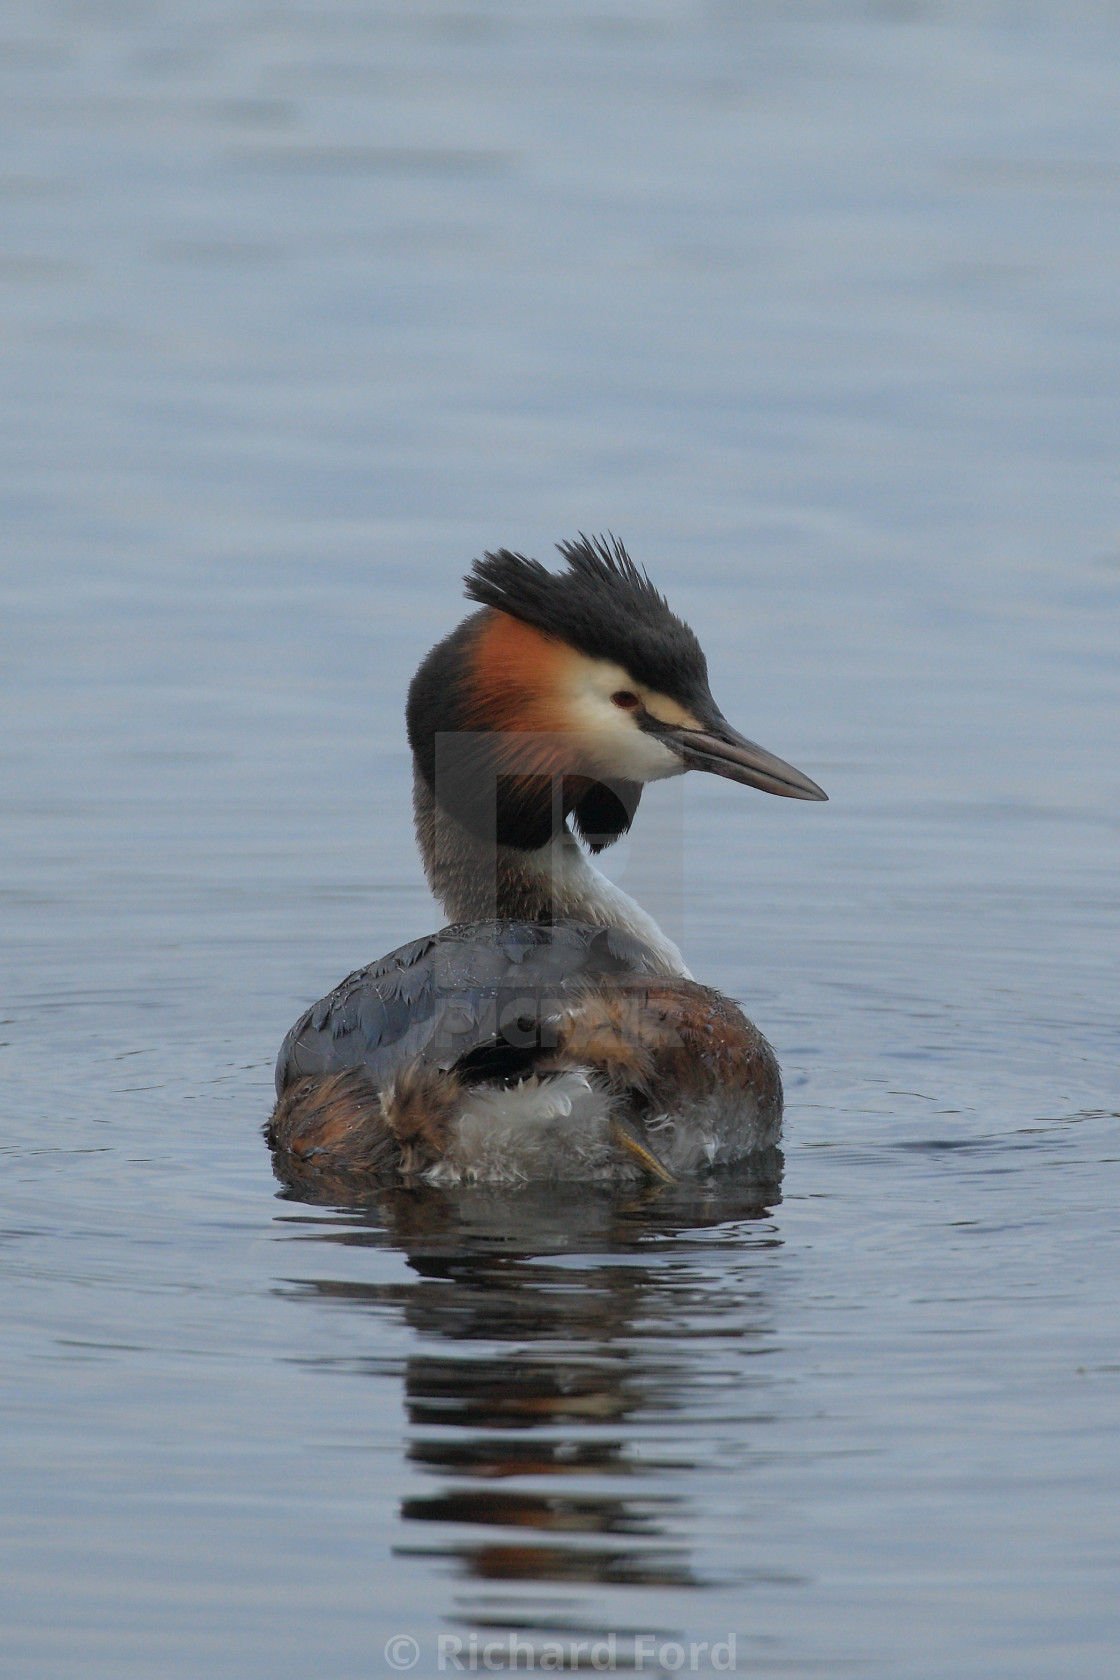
[423,1069,775,1186]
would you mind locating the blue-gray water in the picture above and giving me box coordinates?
[2,3,1118,1675]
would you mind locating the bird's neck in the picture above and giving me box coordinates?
[412,772,690,977]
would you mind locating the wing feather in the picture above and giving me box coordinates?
[275,920,664,1096]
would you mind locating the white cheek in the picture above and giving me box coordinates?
[601,719,686,782]
[567,689,686,783]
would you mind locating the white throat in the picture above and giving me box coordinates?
[534,831,692,978]
[413,773,691,978]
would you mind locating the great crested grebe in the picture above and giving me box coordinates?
[267,537,826,1191]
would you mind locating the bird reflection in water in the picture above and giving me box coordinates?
[275,1164,786,1656]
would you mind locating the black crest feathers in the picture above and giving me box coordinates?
[464,534,710,704]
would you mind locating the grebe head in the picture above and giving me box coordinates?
[407,535,826,854]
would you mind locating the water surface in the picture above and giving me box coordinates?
[1,2,1118,1676]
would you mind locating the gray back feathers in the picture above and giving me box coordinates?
[275,919,666,1096]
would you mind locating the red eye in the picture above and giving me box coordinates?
[611,690,640,710]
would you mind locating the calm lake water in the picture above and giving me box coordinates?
[2,2,1118,1675]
